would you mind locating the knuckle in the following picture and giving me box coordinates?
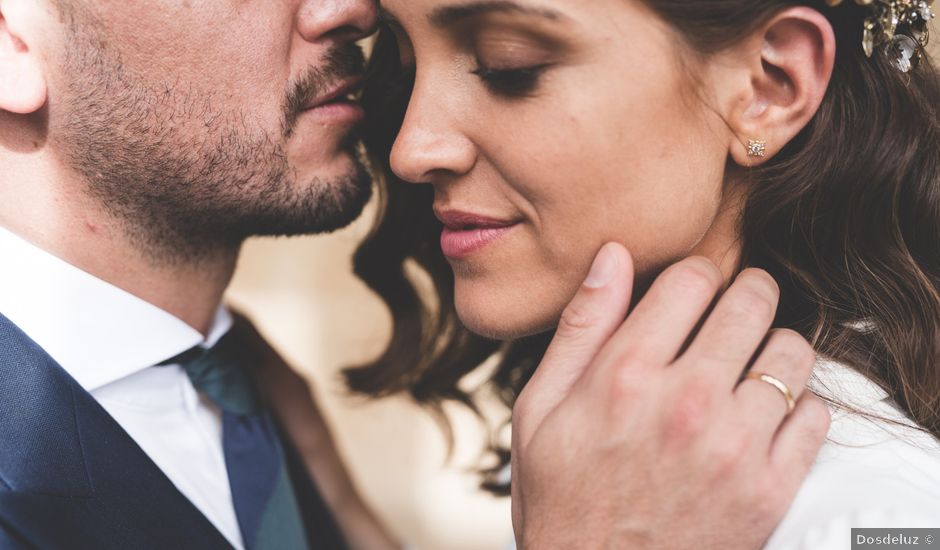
[681,372,718,402]
[607,361,644,402]
[772,327,810,349]
[663,377,715,439]
[766,329,817,367]
[611,346,650,371]
[726,286,777,327]
[664,404,708,442]
[709,430,751,477]
[661,257,723,298]
[738,268,781,300]
[556,299,596,340]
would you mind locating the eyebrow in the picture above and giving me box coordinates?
[427,1,566,27]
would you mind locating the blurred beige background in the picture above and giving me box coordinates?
[227,24,940,550]
[227,202,514,550]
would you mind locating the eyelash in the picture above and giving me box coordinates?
[470,63,550,98]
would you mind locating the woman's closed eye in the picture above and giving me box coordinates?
[471,63,551,98]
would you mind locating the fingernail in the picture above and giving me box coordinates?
[584,244,618,289]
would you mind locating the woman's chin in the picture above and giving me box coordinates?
[455,298,560,341]
[452,275,574,340]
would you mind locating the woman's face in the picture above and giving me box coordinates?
[382,0,743,339]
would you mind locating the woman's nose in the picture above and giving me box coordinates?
[390,81,478,185]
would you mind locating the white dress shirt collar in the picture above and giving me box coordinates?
[0,225,232,392]
[811,357,891,412]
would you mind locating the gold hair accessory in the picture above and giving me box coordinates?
[825,0,935,73]
[747,139,767,158]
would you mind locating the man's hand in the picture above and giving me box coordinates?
[511,243,830,550]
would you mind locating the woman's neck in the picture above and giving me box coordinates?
[688,181,747,286]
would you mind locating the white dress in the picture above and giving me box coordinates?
[765,359,940,549]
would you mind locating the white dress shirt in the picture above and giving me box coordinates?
[0,226,244,550]
[764,358,940,549]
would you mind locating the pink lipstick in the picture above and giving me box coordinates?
[436,210,520,259]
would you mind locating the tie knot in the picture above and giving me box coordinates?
[170,332,262,415]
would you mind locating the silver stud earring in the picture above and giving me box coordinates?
[746,139,767,158]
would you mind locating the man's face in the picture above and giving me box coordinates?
[44,0,378,261]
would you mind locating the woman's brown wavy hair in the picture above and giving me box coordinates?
[344,1,940,493]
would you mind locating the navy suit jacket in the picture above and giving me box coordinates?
[0,313,347,550]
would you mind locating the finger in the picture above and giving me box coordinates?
[734,329,816,438]
[768,393,831,496]
[595,256,723,370]
[680,268,780,390]
[514,242,634,447]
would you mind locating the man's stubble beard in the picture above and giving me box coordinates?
[52,23,373,267]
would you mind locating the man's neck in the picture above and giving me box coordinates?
[0,169,237,336]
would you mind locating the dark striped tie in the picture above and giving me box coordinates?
[173,332,310,550]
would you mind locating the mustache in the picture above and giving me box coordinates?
[283,44,367,138]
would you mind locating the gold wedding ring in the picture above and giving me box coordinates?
[745,371,796,415]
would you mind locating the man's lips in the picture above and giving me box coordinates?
[302,78,364,124]
[305,78,363,109]
[435,210,522,259]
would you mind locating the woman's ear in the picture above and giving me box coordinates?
[710,7,836,166]
[0,0,48,114]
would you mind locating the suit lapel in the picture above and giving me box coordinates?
[0,313,233,549]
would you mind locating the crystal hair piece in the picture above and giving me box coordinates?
[825,0,935,72]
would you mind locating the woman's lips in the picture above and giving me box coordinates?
[436,210,521,259]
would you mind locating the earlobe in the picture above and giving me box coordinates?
[0,10,48,114]
[726,7,836,167]
[0,51,47,114]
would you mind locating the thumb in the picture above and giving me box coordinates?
[513,242,634,447]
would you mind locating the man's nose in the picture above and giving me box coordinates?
[297,0,379,44]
